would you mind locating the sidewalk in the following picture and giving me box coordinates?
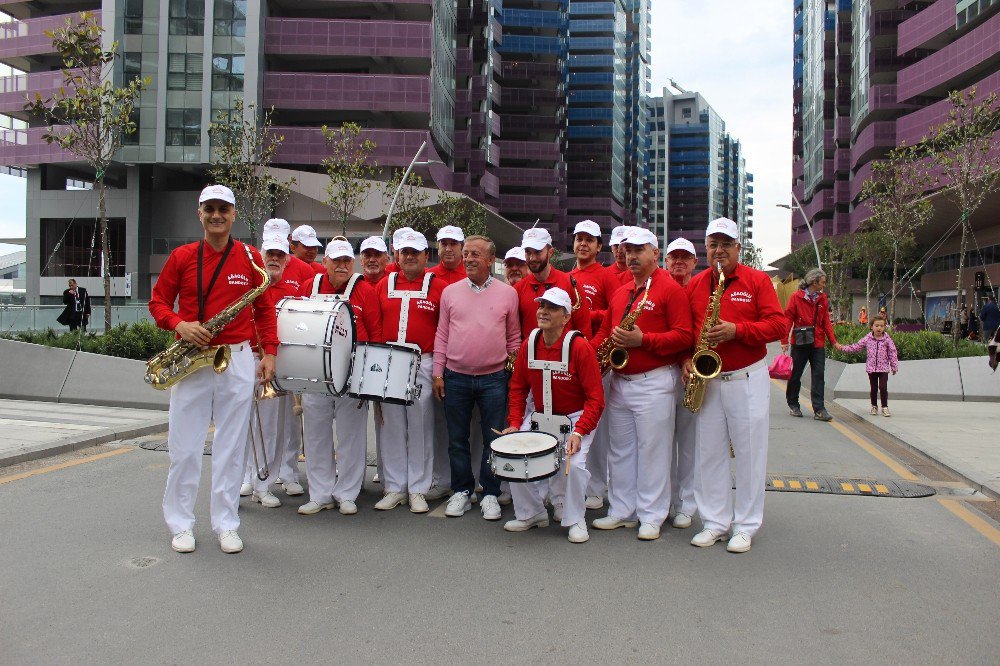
[0,399,168,467]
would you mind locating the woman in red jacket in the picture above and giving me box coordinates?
[781,268,838,421]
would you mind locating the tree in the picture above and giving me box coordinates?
[24,12,149,333]
[783,243,818,282]
[322,123,377,236]
[382,169,432,236]
[817,237,856,322]
[741,239,764,270]
[917,88,1000,345]
[859,143,933,324]
[850,227,894,318]
[427,192,489,239]
[208,96,295,245]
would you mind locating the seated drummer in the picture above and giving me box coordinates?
[501,287,604,544]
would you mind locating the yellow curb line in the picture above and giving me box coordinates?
[0,447,133,485]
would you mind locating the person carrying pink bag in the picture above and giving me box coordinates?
[835,317,899,416]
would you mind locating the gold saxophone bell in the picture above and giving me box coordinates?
[212,345,231,374]
[608,347,629,370]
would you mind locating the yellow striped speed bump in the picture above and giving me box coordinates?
[764,475,935,498]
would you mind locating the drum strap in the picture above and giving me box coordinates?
[312,272,361,301]
[526,329,579,417]
[387,272,434,343]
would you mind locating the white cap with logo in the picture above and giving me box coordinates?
[504,247,527,263]
[437,225,465,243]
[391,226,415,250]
[396,230,429,252]
[666,238,697,257]
[573,219,602,239]
[610,225,630,246]
[534,287,573,313]
[199,184,236,205]
[521,227,553,251]
[360,236,388,254]
[262,218,290,238]
[622,228,658,247]
[325,239,354,260]
[292,225,323,248]
[705,217,740,239]
[260,234,290,255]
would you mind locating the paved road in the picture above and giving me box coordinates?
[1,382,997,664]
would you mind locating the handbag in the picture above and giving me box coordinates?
[769,352,793,380]
[792,297,821,347]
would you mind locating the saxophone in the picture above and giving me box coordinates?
[683,262,725,413]
[596,277,651,374]
[145,243,271,390]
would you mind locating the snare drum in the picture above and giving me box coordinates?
[273,297,356,395]
[348,342,422,405]
[490,431,563,483]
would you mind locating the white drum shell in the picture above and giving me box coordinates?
[490,432,562,483]
[273,297,356,395]
[348,342,422,405]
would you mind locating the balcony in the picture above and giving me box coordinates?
[264,18,432,59]
[494,139,560,162]
[0,11,98,62]
[851,120,896,168]
[499,193,560,215]
[896,70,1000,146]
[0,126,73,167]
[263,73,430,114]
[0,69,79,115]
[897,0,955,56]
[494,166,559,188]
[271,127,446,172]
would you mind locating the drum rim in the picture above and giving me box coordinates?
[491,431,559,458]
[325,300,356,396]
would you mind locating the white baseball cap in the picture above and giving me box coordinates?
[573,220,602,240]
[260,234,290,254]
[359,236,388,254]
[666,238,697,257]
[622,228,658,247]
[437,225,465,243]
[199,184,236,206]
[504,247,527,263]
[324,239,354,260]
[262,218,290,237]
[391,226,414,250]
[706,217,740,240]
[610,225,630,246]
[522,227,553,251]
[292,225,323,248]
[534,287,572,313]
[396,230,429,252]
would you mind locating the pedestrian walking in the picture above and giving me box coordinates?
[835,316,898,417]
[782,268,838,422]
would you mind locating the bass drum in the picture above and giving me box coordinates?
[273,297,356,395]
[489,431,563,483]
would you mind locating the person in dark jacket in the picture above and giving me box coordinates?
[980,296,1000,341]
[59,279,91,331]
[782,268,838,421]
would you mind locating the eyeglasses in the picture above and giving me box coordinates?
[706,241,737,251]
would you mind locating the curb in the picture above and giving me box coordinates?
[0,419,169,468]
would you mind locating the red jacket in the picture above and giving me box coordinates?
[514,267,593,338]
[784,289,838,348]
[571,261,621,333]
[284,256,318,289]
[429,262,467,286]
[507,329,605,437]
[375,272,445,353]
[296,274,382,342]
[609,262,630,285]
[686,262,787,371]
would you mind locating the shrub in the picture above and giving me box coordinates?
[1,322,172,361]
[828,323,985,362]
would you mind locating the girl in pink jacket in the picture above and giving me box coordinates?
[836,317,899,416]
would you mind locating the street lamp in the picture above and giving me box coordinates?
[777,191,822,270]
[381,140,446,239]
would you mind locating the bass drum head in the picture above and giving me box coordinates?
[325,300,356,396]
[491,431,558,456]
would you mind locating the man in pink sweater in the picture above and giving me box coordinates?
[433,235,521,520]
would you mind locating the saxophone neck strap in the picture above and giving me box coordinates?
[197,237,235,322]
[388,271,434,342]
[527,329,579,416]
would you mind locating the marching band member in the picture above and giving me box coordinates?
[607,225,631,284]
[682,218,786,553]
[515,227,592,338]
[359,236,390,287]
[374,230,445,512]
[433,236,521,520]
[502,288,604,543]
[386,226,414,275]
[149,185,277,554]
[264,218,315,291]
[569,220,622,511]
[296,240,382,516]
[664,237,699,529]
[590,227,693,541]
[503,247,527,286]
[430,225,468,284]
[290,224,325,274]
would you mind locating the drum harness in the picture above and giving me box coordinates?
[526,328,579,440]
[311,272,361,301]
[387,272,434,345]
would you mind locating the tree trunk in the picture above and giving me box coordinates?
[890,243,899,326]
[99,179,111,333]
[953,213,969,348]
[865,264,872,320]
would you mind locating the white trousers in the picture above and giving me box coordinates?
[163,345,256,535]
[606,365,678,526]
[585,374,612,497]
[275,394,303,484]
[510,410,592,527]
[380,356,435,494]
[671,400,698,516]
[301,392,369,504]
[694,364,770,536]
[243,393,302,492]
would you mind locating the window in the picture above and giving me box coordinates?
[123,109,141,146]
[681,107,692,119]
[166,108,201,146]
[212,54,245,91]
[123,52,142,87]
[214,0,247,37]
[169,0,205,36]
[167,53,202,91]
[124,0,143,34]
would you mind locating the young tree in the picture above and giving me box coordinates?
[917,88,1000,345]
[382,169,432,236]
[24,12,149,333]
[208,96,295,245]
[851,227,894,317]
[428,192,489,239]
[322,123,378,236]
[741,239,764,270]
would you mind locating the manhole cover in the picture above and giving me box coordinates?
[764,474,936,498]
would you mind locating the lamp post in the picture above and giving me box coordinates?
[777,192,822,270]
[381,140,445,239]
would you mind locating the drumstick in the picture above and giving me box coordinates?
[491,427,504,436]
[564,448,571,476]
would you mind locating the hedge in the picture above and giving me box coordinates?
[1,321,173,361]
[827,323,985,363]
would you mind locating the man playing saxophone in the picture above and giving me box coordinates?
[589,228,693,541]
[148,185,278,555]
[681,218,786,554]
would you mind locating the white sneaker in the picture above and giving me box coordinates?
[470,492,479,504]
[338,499,358,515]
[592,515,639,530]
[297,500,335,515]
[481,495,502,520]
[691,528,728,548]
[218,530,243,554]
[171,530,195,553]
[638,523,661,541]
[374,492,407,511]
[671,512,693,529]
[503,512,549,532]
[568,522,590,544]
[409,493,429,513]
[283,481,304,496]
[727,531,752,553]
[497,490,513,505]
[445,491,472,517]
[239,483,252,497]
[425,485,451,501]
[585,495,604,510]
[252,491,281,508]
[372,472,381,483]
[552,503,564,522]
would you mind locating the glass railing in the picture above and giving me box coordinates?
[0,304,154,333]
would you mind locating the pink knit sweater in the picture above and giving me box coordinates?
[433,278,521,376]
[840,332,899,373]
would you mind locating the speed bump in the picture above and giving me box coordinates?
[764,475,935,498]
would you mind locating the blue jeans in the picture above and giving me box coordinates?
[443,368,507,497]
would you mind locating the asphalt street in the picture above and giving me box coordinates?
[0,381,997,664]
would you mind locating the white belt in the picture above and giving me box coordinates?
[616,363,676,382]
[226,342,248,352]
[718,359,765,381]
